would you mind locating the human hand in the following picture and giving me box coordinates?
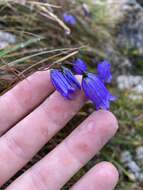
[0,70,119,190]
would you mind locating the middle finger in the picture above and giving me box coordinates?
[0,90,85,186]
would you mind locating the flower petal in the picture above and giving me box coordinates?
[50,68,80,100]
[82,73,115,110]
[97,60,112,83]
[51,69,74,99]
[63,67,81,89]
[73,58,87,75]
[63,13,77,26]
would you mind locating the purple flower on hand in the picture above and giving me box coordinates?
[97,60,112,83]
[73,58,87,75]
[63,13,77,26]
[82,73,116,110]
[62,67,80,89]
[50,67,80,99]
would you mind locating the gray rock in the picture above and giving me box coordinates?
[121,151,132,163]
[101,0,143,75]
[127,161,141,178]
[136,146,143,160]
[117,75,143,99]
[116,0,143,55]
[0,31,16,49]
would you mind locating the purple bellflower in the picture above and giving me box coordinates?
[82,73,116,110]
[63,13,77,26]
[97,60,112,83]
[50,67,80,99]
[62,67,80,89]
[73,58,87,75]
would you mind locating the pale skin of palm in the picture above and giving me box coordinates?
[0,70,119,190]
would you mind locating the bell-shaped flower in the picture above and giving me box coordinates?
[97,60,112,83]
[73,58,87,75]
[82,73,116,110]
[63,13,77,26]
[50,67,80,99]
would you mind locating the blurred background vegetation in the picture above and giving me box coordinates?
[0,0,143,189]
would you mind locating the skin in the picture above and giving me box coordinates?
[0,70,119,190]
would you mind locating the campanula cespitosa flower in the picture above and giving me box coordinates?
[50,67,80,99]
[73,58,87,75]
[97,60,112,83]
[51,58,116,110]
[82,73,116,110]
[63,13,77,26]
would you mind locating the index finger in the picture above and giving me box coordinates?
[0,70,54,135]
